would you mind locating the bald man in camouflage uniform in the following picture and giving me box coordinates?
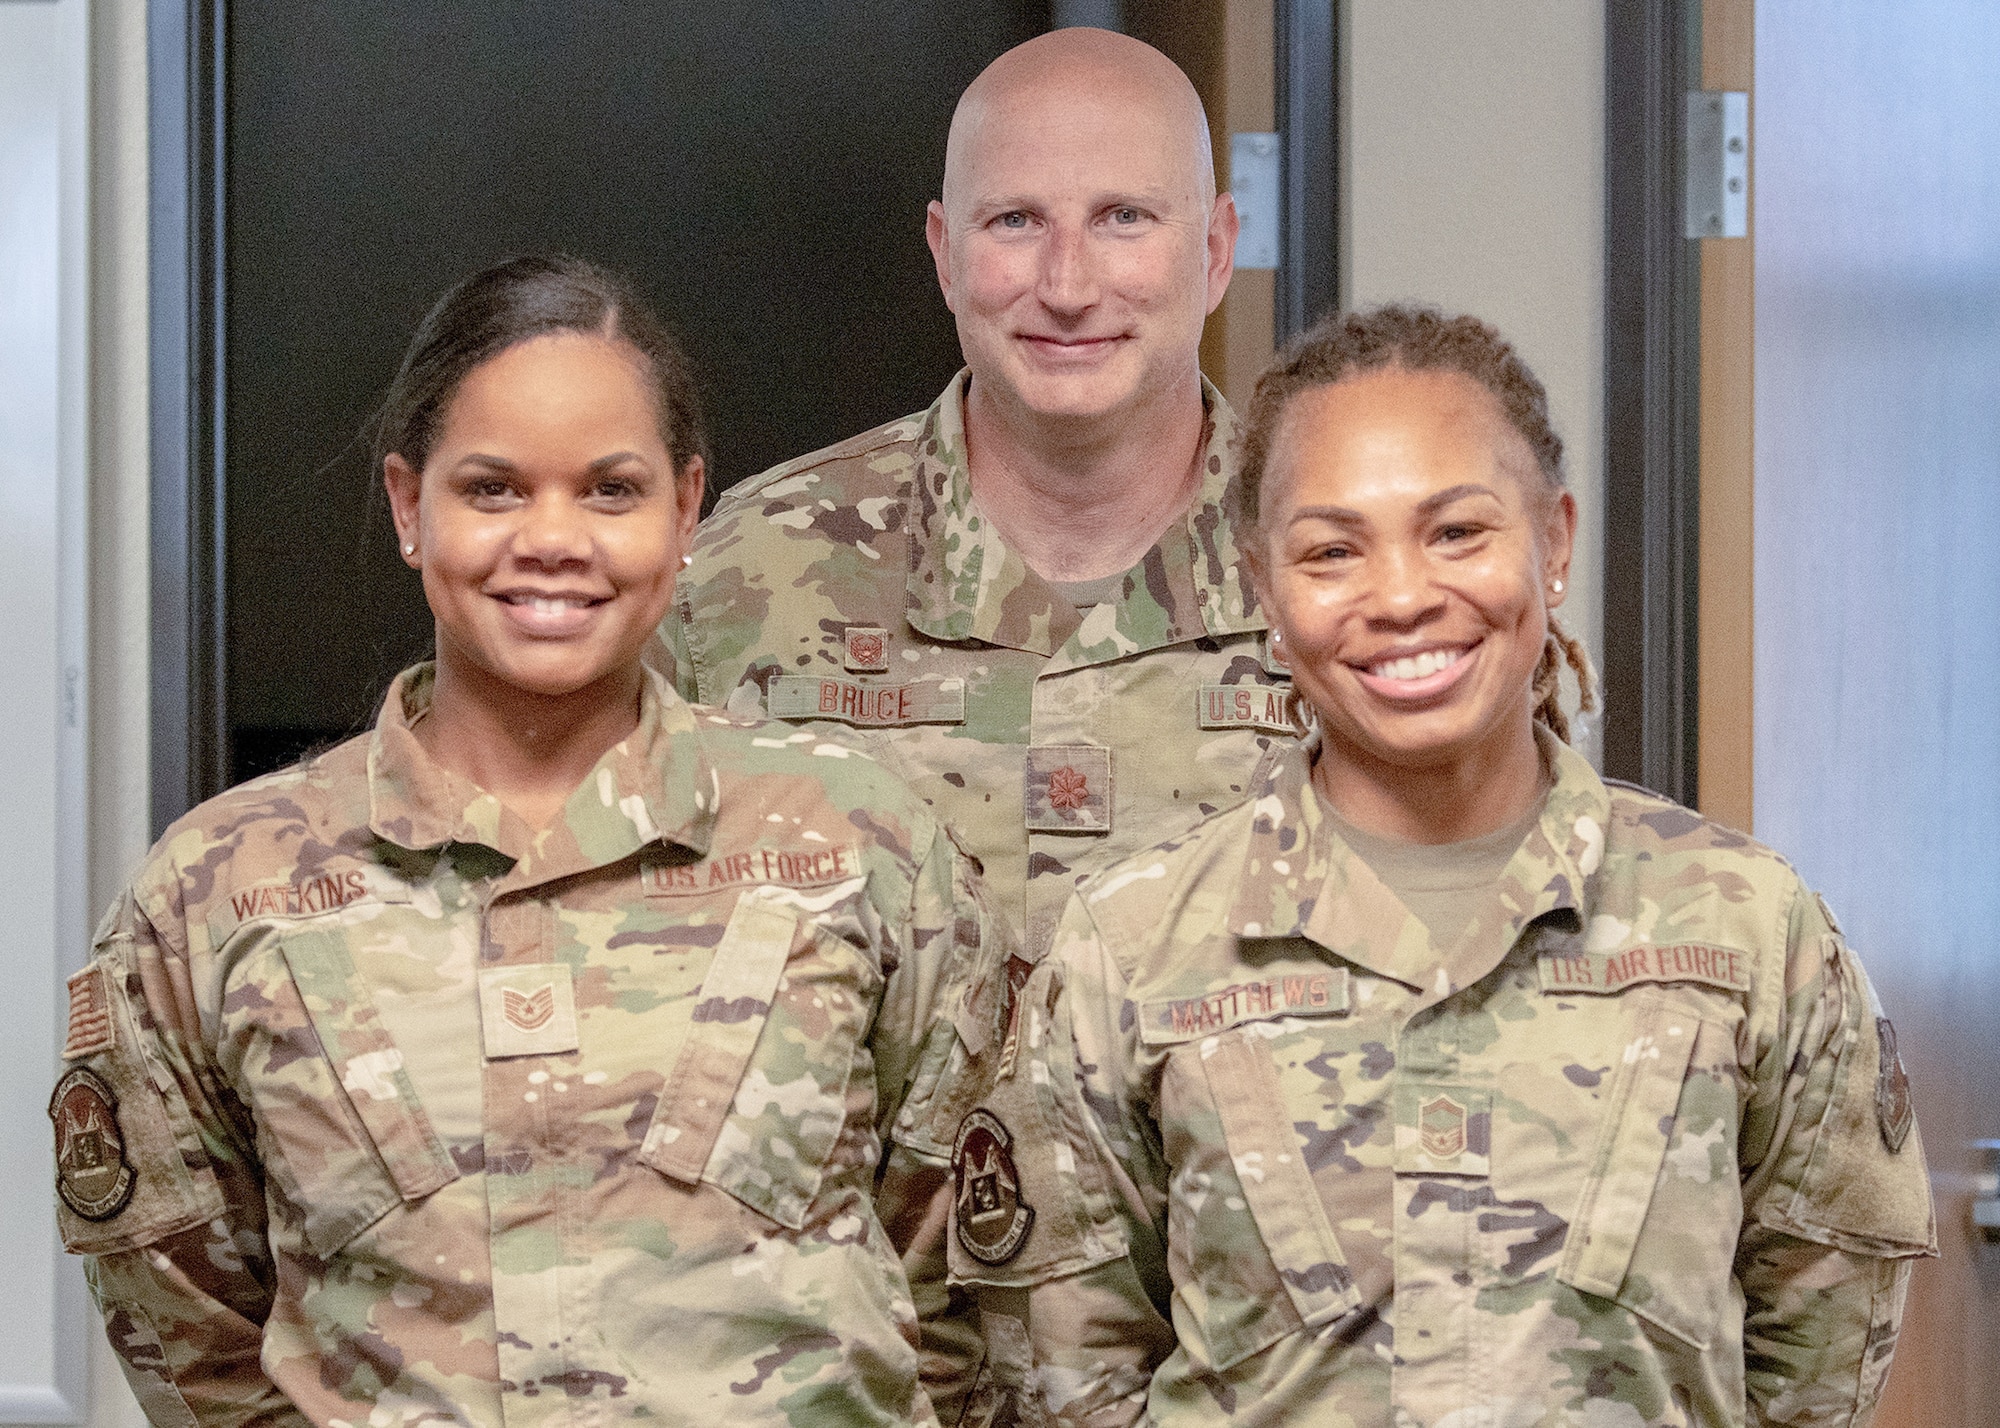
[51,665,1004,1427]
[935,729,1935,1426]
[653,29,1293,958]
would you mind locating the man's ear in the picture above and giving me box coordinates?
[385,453,422,567]
[1205,192,1240,316]
[926,201,956,313]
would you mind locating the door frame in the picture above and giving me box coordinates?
[148,0,229,834]
[1601,0,1703,806]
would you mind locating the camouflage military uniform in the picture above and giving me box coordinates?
[51,665,1006,1428]
[936,731,1936,1427]
[652,374,1296,955]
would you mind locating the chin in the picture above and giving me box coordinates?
[481,651,623,701]
[1330,714,1488,771]
[1004,364,1135,417]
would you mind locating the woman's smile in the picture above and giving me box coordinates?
[1350,639,1479,701]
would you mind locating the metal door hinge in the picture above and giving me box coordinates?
[1685,91,1750,239]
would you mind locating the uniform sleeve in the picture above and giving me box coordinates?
[1736,884,1935,1426]
[54,893,307,1428]
[876,817,1017,1427]
[931,892,1176,1428]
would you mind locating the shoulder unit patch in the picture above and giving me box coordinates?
[953,1108,1035,1266]
[50,1066,136,1221]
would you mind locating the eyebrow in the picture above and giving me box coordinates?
[970,187,1176,217]
[454,452,651,475]
[1287,483,1501,525]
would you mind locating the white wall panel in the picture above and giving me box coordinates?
[0,0,91,1414]
[1755,0,2000,1416]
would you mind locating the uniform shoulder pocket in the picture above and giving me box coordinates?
[233,926,460,1258]
[1191,1030,1360,1369]
[1555,990,1728,1348]
[1760,935,1936,1256]
[52,955,226,1256]
[639,894,878,1230]
[944,958,1125,1289]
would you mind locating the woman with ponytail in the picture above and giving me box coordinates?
[934,305,1934,1427]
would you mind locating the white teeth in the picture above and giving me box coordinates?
[1370,648,1463,682]
[522,596,590,614]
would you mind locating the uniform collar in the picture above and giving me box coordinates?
[903,371,1266,659]
[366,664,718,885]
[1229,727,1611,993]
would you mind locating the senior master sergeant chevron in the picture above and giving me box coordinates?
[651,28,1296,956]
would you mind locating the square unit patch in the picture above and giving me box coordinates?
[479,963,580,1059]
[843,626,891,672]
[1024,744,1112,834]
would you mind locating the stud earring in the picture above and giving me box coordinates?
[403,543,416,557]
[1550,578,1564,595]
[681,554,694,568]
[1270,628,1282,645]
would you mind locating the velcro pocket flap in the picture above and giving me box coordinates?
[276,929,459,1246]
[1204,1032,1360,1356]
[639,896,798,1188]
[1557,993,1699,1308]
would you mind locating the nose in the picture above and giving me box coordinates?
[1363,543,1444,630]
[514,491,593,569]
[1036,218,1099,316]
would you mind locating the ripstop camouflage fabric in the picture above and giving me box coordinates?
[649,373,1298,956]
[52,664,1008,1428]
[941,729,1937,1427]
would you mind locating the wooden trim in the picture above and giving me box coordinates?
[1695,0,1753,832]
[1601,1,1701,804]
[148,0,230,834]
[1204,0,1277,411]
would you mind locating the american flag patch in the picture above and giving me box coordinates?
[62,966,114,1061]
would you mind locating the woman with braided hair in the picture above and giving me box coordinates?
[931,304,1934,1427]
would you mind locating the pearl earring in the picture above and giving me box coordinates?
[1551,578,1564,595]
[403,543,416,557]
[681,554,694,568]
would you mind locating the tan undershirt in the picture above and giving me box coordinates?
[1321,794,1547,977]
[1050,570,1131,611]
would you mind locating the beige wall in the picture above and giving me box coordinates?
[1343,0,1607,756]
[86,0,150,1422]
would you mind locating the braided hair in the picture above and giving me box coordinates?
[1233,303,1598,743]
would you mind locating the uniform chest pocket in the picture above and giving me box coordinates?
[1555,993,1741,1349]
[1162,1031,1360,1372]
[638,895,879,1230]
[230,927,461,1259]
